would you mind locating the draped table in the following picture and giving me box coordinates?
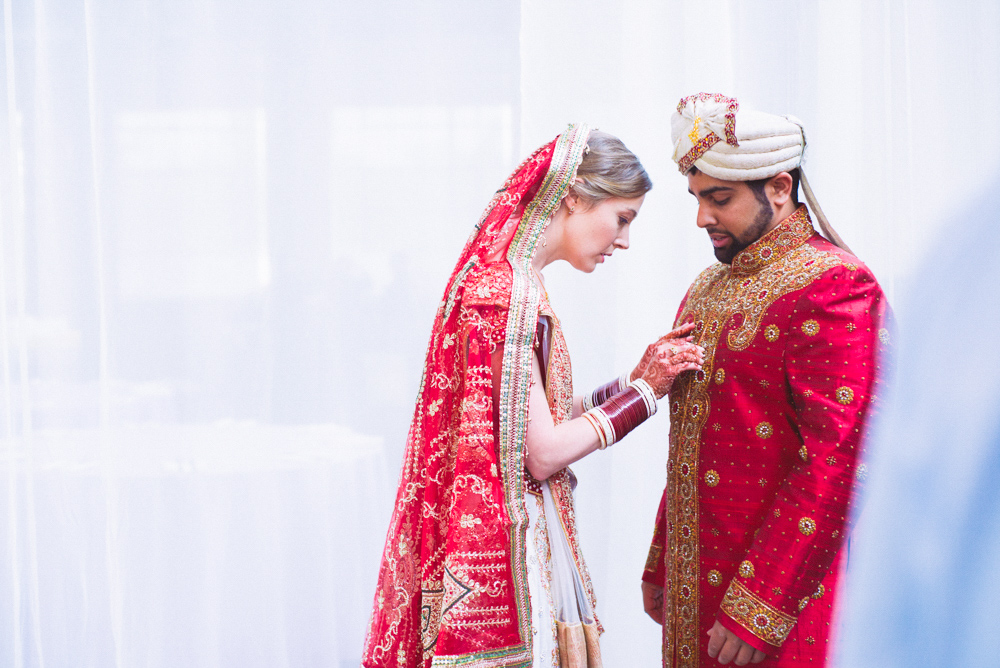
[0,423,390,668]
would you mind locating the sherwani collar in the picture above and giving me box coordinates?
[729,205,815,277]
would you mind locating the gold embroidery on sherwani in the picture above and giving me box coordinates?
[719,580,796,646]
[663,207,845,667]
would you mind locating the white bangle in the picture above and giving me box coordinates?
[627,378,658,417]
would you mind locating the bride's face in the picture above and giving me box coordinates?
[560,194,645,272]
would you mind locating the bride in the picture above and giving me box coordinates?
[363,124,703,668]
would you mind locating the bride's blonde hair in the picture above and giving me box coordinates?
[572,131,652,205]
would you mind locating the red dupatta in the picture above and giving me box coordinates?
[363,125,592,667]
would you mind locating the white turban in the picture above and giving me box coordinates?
[671,93,805,180]
[670,93,853,254]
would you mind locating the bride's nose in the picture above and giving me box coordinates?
[614,226,630,250]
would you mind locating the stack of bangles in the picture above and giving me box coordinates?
[581,375,658,450]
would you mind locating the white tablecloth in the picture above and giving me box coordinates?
[0,423,390,668]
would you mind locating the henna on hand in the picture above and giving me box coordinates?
[634,333,704,399]
[630,322,698,383]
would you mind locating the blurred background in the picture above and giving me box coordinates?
[1,0,998,666]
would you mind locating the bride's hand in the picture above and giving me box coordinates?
[630,324,704,399]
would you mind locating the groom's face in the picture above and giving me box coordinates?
[687,170,776,264]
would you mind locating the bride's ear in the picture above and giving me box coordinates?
[562,189,580,214]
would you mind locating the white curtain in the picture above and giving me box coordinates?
[1,1,996,666]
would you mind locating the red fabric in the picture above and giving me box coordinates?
[644,207,890,667]
[362,142,556,667]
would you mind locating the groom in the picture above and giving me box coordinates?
[641,94,890,667]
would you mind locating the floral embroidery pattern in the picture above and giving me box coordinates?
[739,560,755,578]
[798,517,817,536]
[721,580,796,646]
[764,325,780,342]
[801,319,820,336]
[836,386,854,405]
[705,470,720,487]
[757,422,773,439]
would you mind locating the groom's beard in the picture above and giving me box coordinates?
[714,199,775,264]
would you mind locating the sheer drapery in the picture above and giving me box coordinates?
[1,1,997,666]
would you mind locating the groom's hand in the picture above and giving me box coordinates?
[641,581,664,625]
[706,620,766,665]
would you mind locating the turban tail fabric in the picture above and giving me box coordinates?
[671,93,852,254]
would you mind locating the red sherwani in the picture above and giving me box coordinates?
[643,206,889,666]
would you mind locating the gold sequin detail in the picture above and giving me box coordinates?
[772,587,782,596]
[756,422,773,439]
[705,470,720,487]
[826,455,837,466]
[739,560,755,579]
[798,597,809,611]
[812,583,826,599]
[799,517,817,536]
[688,116,702,144]
[714,368,726,384]
[707,569,722,586]
[836,386,854,405]
[764,324,780,342]
[806,636,816,645]
[847,322,857,332]
[801,319,820,336]
[799,445,809,462]
[773,508,781,517]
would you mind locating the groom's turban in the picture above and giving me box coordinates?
[671,93,805,180]
[670,92,852,253]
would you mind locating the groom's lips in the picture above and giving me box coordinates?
[709,233,731,248]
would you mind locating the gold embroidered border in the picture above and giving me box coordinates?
[498,123,590,655]
[720,580,796,647]
[677,131,721,174]
[731,206,814,277]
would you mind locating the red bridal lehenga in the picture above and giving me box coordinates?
[363,125,603,668]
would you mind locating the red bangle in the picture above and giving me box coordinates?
[585,379,657,446]
[583,373,629,411]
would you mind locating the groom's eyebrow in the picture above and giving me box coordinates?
[689,186,735,197]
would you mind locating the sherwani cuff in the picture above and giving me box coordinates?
[641,541,664,585]
[717,579,795,653]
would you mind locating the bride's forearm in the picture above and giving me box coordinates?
[525,415,603,481]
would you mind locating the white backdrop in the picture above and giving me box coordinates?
[1,1,998,666]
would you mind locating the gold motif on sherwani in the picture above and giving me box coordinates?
[660,207,846,667]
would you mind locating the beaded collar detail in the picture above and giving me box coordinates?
[731,205,815,277]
